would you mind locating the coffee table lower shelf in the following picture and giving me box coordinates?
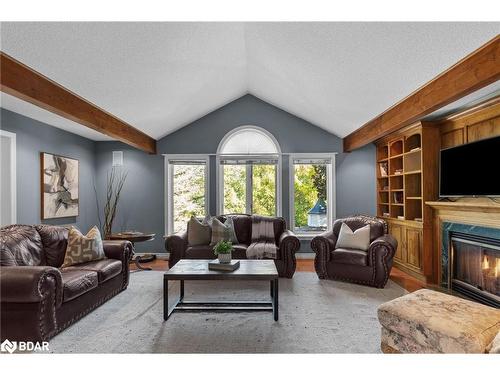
[163,279,279,321]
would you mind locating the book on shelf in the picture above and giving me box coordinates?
[414,218,423,222]
[208,259,240,271]
[397,215,405,220]
[379,162,388,177]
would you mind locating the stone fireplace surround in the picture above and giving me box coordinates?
[441,222,500,292]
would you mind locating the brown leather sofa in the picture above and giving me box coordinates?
[166,215,300,278]
[311,215,397,288]
[0,224,132,342]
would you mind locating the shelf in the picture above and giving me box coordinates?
[392,203,404,206]
[389,173,404,177]
[404,170,422,175]
[389,154,403,159]
[391,189,404,192]
[377,157,389,162]
[378,175,389,179]
[378,190,389,193]
[406,196,422,200]
[404,148,421,155]
[378,203,389,206]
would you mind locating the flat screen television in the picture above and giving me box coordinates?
[440,135,500,197]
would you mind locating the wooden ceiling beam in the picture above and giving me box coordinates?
[343,35,500,152]
[0,51,156,154]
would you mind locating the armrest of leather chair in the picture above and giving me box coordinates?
[367,234,398,288]
[0,266,63,307]
[311,230,338,261]
[368,234,397,265]
[278,230,300,258]
[165,231,188,267]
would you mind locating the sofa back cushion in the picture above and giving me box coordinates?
[218,215,286,245]
[35,224,69,267]
[333,215,386,242]
[0,224,45,266]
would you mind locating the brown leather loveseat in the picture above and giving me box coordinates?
[166,215,300,278]
[311,215,397,288]
[0,224,132,342]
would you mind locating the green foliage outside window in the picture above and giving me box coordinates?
[223,165,246,214]
[173,164,205,233]
[294,164,327,228]
[252,164,276,216]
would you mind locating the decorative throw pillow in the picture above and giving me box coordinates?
[335,222,371,251]
[187,216,211,246]
[62,226,105,267]
[209,217,238,246]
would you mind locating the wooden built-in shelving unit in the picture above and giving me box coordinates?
[376,122,440,282]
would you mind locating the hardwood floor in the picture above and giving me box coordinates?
[130,257,424,292]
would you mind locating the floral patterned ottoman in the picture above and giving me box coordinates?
[377,289,500,353]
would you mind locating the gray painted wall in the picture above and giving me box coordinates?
[94,142,164,252]
[0,109,98,231]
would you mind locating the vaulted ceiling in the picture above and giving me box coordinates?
[1,22,498,141]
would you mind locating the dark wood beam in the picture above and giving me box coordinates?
[0,51,156,154]
[343,35,500,152]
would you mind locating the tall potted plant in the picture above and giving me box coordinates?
[95,168,127,239]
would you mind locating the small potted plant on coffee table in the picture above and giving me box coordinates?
[213,240,233,264]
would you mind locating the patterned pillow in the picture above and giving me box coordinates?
[62,226,105,267]
[209,217,238,246]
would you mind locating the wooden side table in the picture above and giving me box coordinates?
[109,232,156,271]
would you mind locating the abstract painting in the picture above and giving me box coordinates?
[41,152,79,219]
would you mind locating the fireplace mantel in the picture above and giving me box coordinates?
[426,198,500,284]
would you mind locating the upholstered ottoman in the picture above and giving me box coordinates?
[377,289,500,353]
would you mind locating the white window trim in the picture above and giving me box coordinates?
[0,130,17,225]
[216,125,282,217]
[164,154,210,235]
[289,153,336,238]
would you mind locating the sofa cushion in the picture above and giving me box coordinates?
[0,225,45,266]
[35,224,69,267]
[62,226,105,268]
[185,245,215,259]
[70,259,122,283]
[60,269,98,302]
[378,289,500,353]
[331,248,367,266]
[187,216,211,246]
[335,222,370,251]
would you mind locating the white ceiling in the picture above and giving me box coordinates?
[0,22,499,141]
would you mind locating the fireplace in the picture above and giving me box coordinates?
[450,232,500,308]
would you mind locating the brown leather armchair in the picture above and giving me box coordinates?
[311,215,397,288]
[0,224,132,342]
[166,215,300,278]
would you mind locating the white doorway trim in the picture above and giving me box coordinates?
[0,129,17,225]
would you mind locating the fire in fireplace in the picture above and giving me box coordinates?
[450,232,499,308]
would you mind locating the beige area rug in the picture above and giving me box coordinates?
[48,271,406,353]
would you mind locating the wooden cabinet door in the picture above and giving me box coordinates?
[406,227,422,270]
[389,222,405,263]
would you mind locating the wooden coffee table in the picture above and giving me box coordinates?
[163,259,279,321]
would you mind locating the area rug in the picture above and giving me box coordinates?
[48,271,406,353]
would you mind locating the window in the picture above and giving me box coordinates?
[290,154,335,235]
[165,155,209,234]
[217,126,281,216]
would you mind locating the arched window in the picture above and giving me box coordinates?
[218,126,281,155]
[217,126,281,216]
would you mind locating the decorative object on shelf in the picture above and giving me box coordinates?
[213,240,233,264]
[409,146,421,152]
[383,213,390,218]
[41,152,79,219]
[379,162,388,177]
[394,169,403,175]
[397,215,405,220]
[208,259,240,271]
[96,167,127,240]
[393,192,403,204]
